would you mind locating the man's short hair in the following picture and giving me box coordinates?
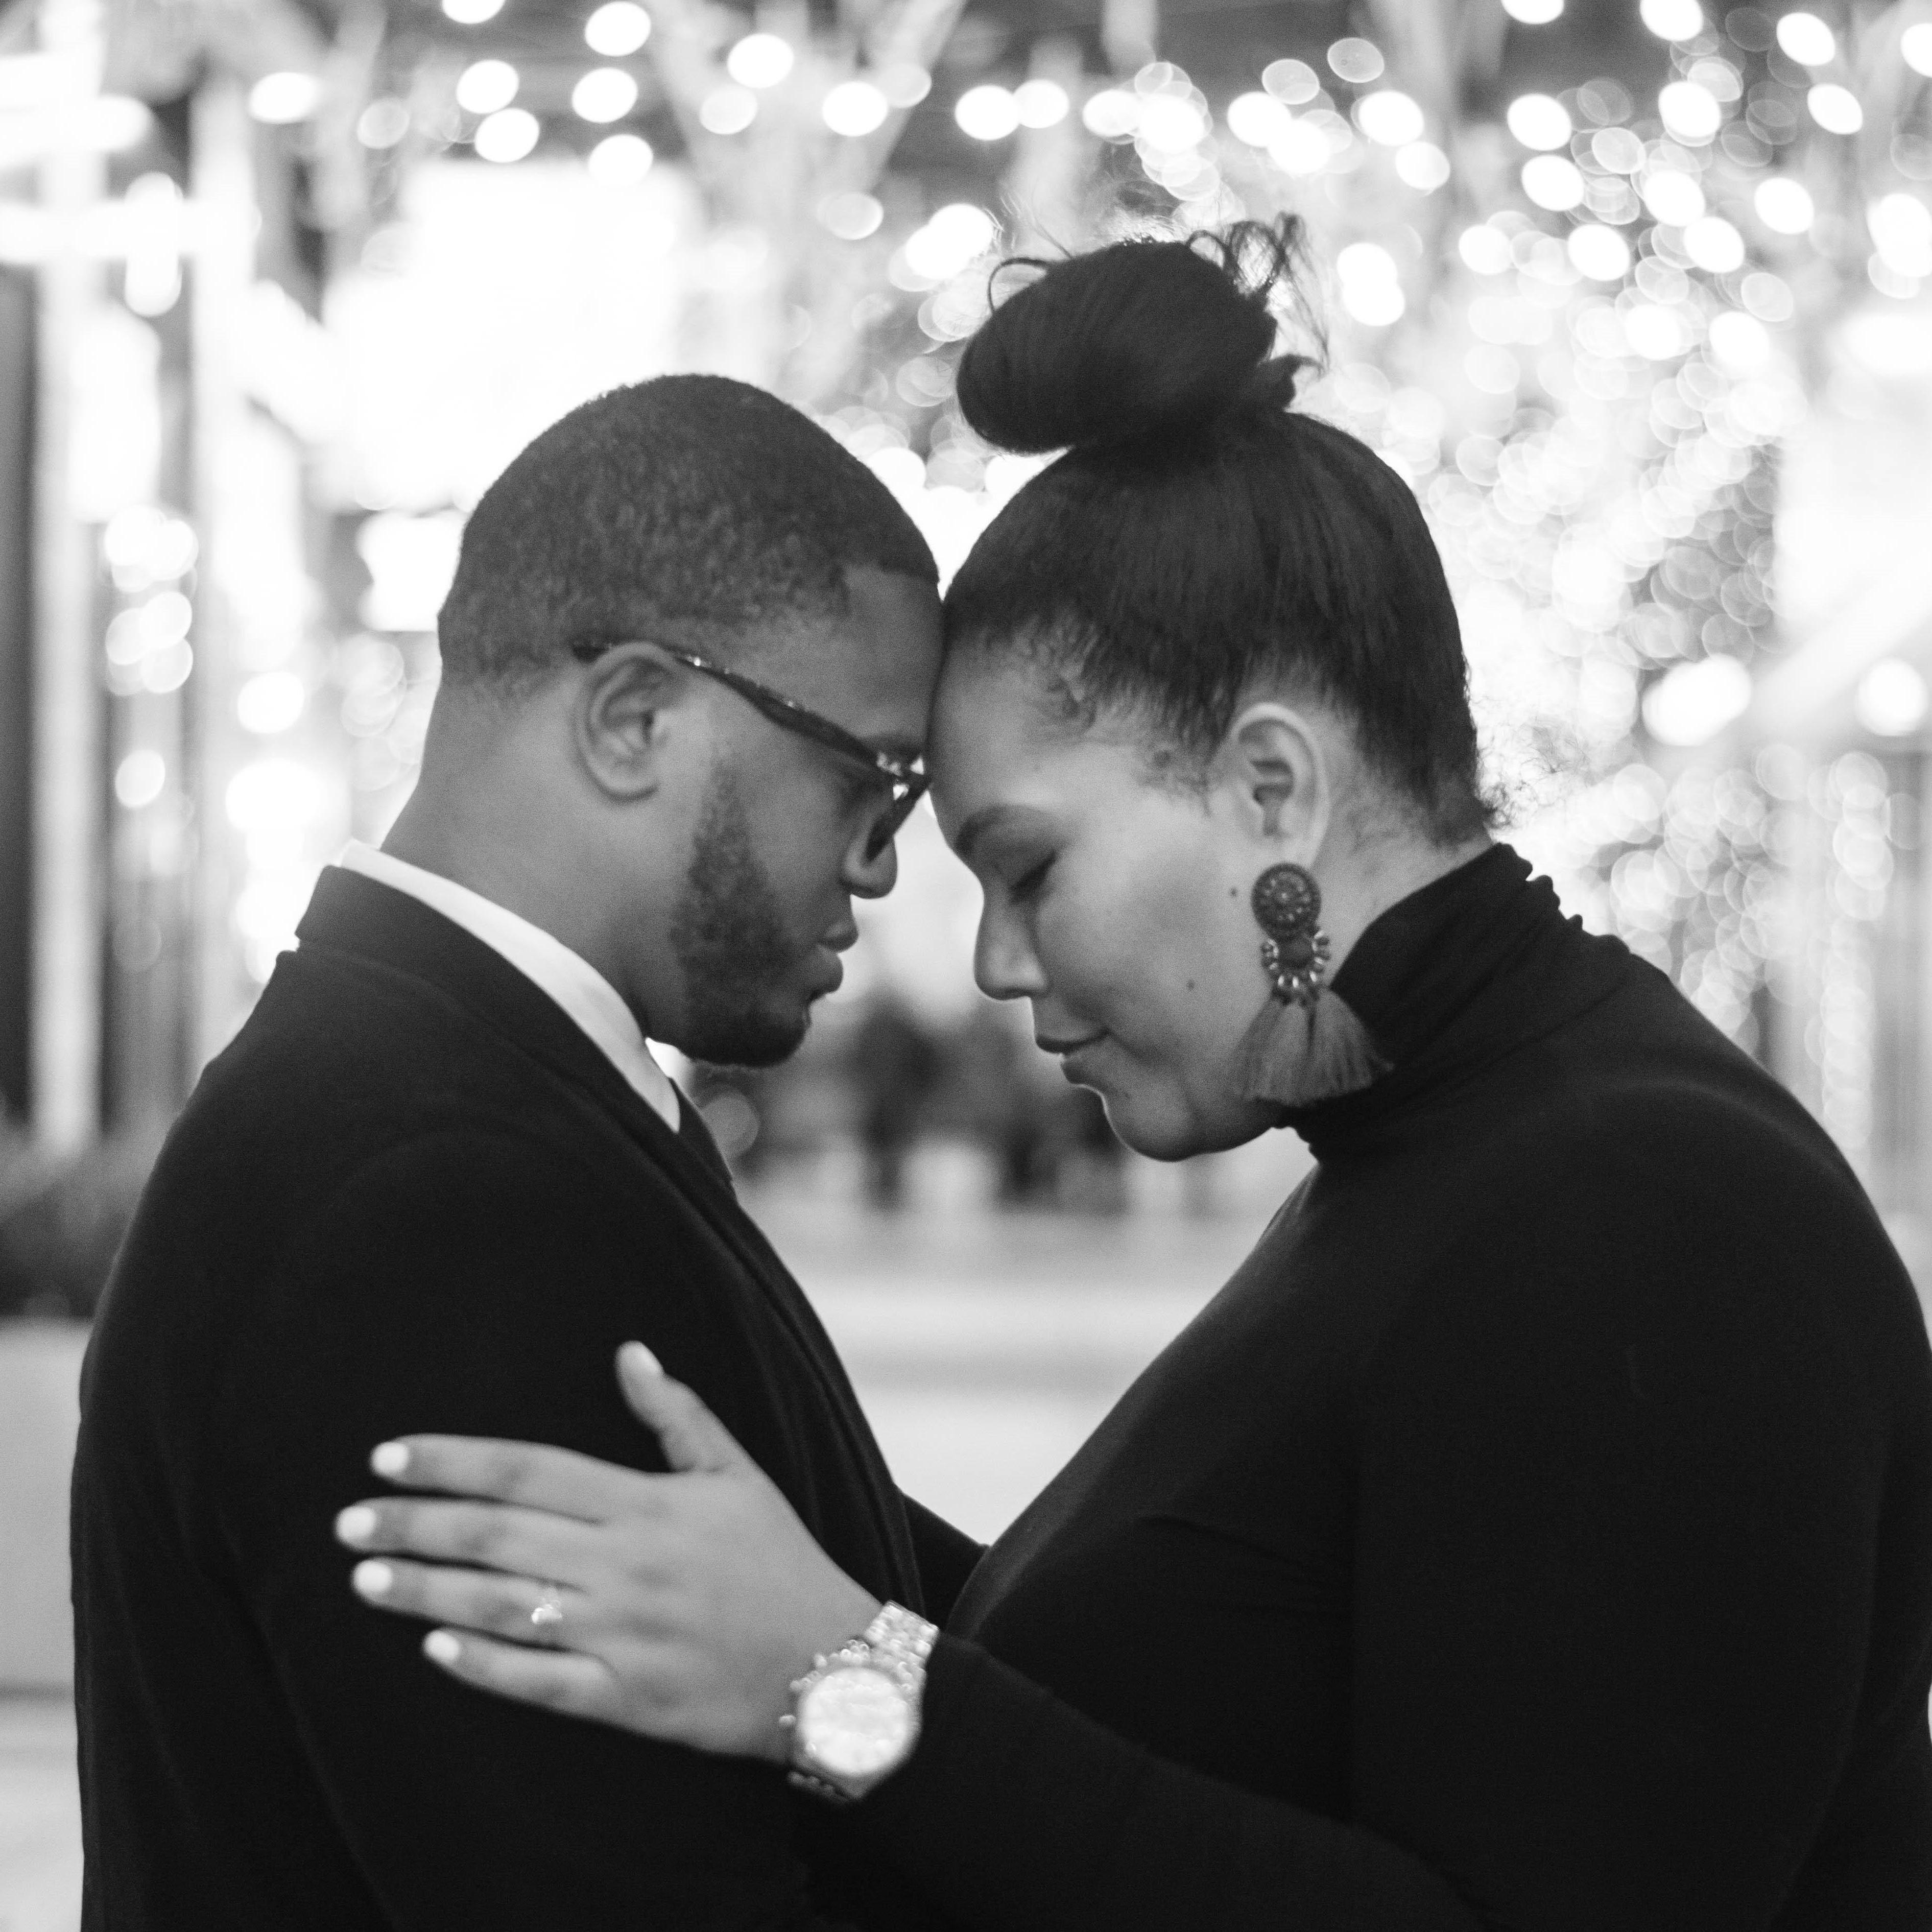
[436,375,937,690]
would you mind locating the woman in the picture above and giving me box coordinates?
[335,224,1932,1925]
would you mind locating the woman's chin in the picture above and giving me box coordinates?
[1093,1083,1276,1163]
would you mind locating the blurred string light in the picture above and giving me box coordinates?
[1640,0,1704,40]
[1082,87,1138,138]
[1227,91,1288,146]
[1905,25,1932,78]
[473,107,538,162]
[1013,79,1070,129]
[1356,89,1423,147]
[1395,141,1450,192]
[955,84,1020,140]
[587,132,652,184]
[114,750,165,812]
[1506,93,1570,150]
[1337,241,1403,325]
[1754,176,1814,234]
[357,98,410,149]
[585,2,650,56]
[1659,80,1722,142]
[727,33,793,89]
[1643,654,1753,745]
[236,671,307,735]
[1523,153,1586,210]
[1326,39,1384,84]
[571,67,637,123]
[1263,58,1319,104]
[1807,84,1863,135]
[1641,166,1705,224]
[1775,12,1835,65]
[701,84,757,134]
[248,72,320,124]
[900,202,996,283]
[1502,0,1564,20]
[819,190,884,240]
[442,0,505,22]
[822,79,887,136]
[1855,659,1929,737]
[456,60,518,115]
[878,64,932,108]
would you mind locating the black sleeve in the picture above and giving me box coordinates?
[210,1131,855,1931]
[900,1498,985,1626]
[854,1172,1905,1931]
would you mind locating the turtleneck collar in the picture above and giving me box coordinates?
[1279,843,1632,1162]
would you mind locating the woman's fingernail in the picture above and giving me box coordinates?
[336,1506,379,1546]
[371,1442,410,1477]
[352,1560,394,1599]
[621,1341,664,1378]
[424,1630,462,1666]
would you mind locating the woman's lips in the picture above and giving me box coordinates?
[1037,1031,1105,1058]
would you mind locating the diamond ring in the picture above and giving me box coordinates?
[529,1586,565,1641]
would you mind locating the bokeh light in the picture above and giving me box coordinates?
[823,80,888,137]
[473,106,538,162]
[586,132,653,185]
[456,61,518,115]
[584,3,650,56]
[726,34,794,90]
[570,68,637,124]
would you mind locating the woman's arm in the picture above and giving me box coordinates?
[337,1347,1482,1931]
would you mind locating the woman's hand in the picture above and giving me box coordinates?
[333,1343,881,1759]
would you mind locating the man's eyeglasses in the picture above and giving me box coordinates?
[569,640,928,861]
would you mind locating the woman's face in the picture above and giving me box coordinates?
[931,652,1287,1161]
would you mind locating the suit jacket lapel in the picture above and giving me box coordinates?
[293,869,921,1605]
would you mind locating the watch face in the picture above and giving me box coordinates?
[798,1665,914,1780]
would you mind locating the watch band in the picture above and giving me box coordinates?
[782,1601,938,1804]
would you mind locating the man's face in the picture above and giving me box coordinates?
[664,566,942,1067]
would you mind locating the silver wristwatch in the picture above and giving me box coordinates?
[781,1601,937,1804]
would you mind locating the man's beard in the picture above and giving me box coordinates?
[667,768,815,1069]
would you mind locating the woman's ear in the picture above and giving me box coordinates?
[1222,702,1330,855]
[573,646,682,802]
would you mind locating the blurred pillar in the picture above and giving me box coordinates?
[187,75,257,1068]
[0,269,34,1119]
[30,0,108,1152]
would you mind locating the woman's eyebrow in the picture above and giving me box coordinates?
[952,804,1051,863]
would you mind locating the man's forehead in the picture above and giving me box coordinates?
[736,571,941,752]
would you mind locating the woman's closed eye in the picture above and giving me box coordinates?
[1006,855,1055,903]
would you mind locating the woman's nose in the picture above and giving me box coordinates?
[973,903,1046,1002]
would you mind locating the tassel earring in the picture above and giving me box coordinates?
[1231,863,1390,1107]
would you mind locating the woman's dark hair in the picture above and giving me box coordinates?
[949,220,1487,842]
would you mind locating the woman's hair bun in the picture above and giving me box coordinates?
[958,218,1315,456]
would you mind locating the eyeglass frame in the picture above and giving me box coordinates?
[568,638,929,861]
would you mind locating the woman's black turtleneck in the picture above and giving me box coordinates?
[856,846,1932,1931]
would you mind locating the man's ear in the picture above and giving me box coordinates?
[1221,702,1331,854]
[572,645,682,802]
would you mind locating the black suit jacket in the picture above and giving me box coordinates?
[71,868,965,1930]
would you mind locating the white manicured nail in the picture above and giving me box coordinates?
[351,1560,394,1599]
[336,1506,378,1545]
[424,1630,462,1666]
[621,1342,663,1378]
[371,1442,410,1477]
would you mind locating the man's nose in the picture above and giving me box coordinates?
[844,825,898,900]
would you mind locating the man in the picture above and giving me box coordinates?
[70,376,974,1928]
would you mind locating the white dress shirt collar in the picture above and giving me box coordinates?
[334,842,681,1133]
